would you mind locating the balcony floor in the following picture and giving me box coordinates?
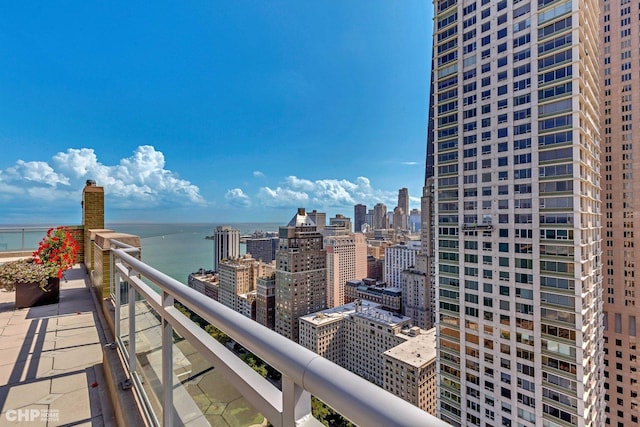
[0,266,115,426]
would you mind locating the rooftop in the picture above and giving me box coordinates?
[384,328,437,368]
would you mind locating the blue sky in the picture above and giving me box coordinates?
[0,1,433,225]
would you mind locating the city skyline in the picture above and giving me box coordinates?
[0,2,432,224]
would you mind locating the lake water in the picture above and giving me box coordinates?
[109,223,280,284]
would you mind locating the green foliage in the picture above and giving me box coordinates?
[204,324,231,345]
[240,353,268,378]
[0,259,53,290]
[311,397,354,427]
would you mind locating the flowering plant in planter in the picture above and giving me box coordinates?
[0,259,54,291]
[32,226,80,280]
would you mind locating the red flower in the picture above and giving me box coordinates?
[33,226,79,279]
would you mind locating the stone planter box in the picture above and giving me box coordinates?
[15,277,60,308]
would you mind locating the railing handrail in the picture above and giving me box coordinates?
[0,225,84,253]
[112,246,448,427]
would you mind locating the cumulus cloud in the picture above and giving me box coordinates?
[253,170,265,178]
[225,188,251,207]
[257,175,396,210]
[0,145,205,209]
[4,160,70,187]
[258,186,310,207]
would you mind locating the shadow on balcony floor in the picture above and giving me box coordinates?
[0,265,115,426]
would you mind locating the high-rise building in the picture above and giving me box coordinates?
[354,204,367,233]
[600,0,640,423]
[409,208,422,233]
[398,188,409,218]
[392,206,405,231]
[213,226,240,272]
[384,240,421,288]
[218,254,264,313]
[383,328,437,416]
[298,301,428,388]
[323,226,367,308]
[365,209,374,229]
[246,236,278,263]
[275,208,326,342]
[307,209,326,231]
[367,254,384,281]
[398,188,410,230]
[401,267,431,330]
[431,0,603,425]
[256,274,276,330]
[327,214,352,232]
[373,203,388,230]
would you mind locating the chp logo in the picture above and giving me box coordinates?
[4,408,59,423]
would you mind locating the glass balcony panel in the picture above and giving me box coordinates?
[0,227,50,252]
[174,338,266,426]
[117,277,131,355]
[133,299,164,421]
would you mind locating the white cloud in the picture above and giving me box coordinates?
[258,186,310,207]
[401,161,419,166]
[5,160,70,187]
[253,170,265,178]
[257,175,396,210]
[0,145,205,209]
[225,188,251,207]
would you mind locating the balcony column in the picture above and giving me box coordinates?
[281,376,312,427]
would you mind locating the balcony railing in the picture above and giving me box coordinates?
[109,239,448,427]
[0,226,53,252]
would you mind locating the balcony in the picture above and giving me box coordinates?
[0,264,114,425]
[1,226,448,426]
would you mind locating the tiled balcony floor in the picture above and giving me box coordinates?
[0,266,115,426]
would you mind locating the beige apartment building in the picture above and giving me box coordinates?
[218,254,271,313]
[383,328,437,416]
[324,230,367,308]
[600,0,640,424]
[275,208,327,343]
[299,301,436,411]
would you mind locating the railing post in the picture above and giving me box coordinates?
[21,228,25,251]
[128,275,136,373]
[282,376,312,427]
[114,270,120,343]
[162,290,174,427]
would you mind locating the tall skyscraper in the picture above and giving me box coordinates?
[213,226,240,272]
[275,208,326,342]
[384,241,421,288]
[398,188,410,230]
[431,0,603,425]
[307,209,326,231]
[354,203,367,233]
[323,216,367,308]
[373,203,388,230]
[600,0,640,424]
[393,206,405,231]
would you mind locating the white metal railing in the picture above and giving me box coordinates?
[110,239,449,427]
